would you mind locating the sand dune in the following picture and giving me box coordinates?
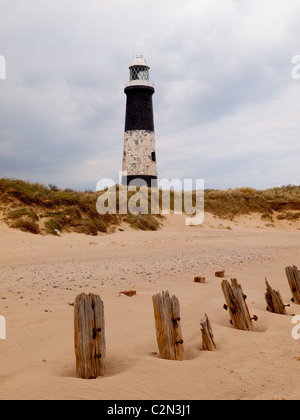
[0,214,300,400]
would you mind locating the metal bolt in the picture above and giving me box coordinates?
[92,327,101,339]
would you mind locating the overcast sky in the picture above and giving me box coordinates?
[0,0,300,191]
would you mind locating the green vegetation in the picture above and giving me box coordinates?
[203,186,300,219]
[124,214,163,231]
[277,211,300,221]
[44,219,63,235]
[0,178,163,235]
[260,213,274,223]
[7,208,39,221]
[0,178,299,235]
[11,219,40,234]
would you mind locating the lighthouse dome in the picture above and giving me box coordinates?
[129,54,150,69]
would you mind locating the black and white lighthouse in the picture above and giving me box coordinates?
[121,55,158,187]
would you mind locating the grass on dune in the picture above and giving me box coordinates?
[0,178,163,235]
[0,178,300,235]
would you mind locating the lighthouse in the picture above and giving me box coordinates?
[121,55,158,187]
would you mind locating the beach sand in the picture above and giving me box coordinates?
[0,213,300,400]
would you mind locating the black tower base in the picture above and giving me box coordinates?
[121,175,158,188]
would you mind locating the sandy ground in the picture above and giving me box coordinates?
[0,212,300,400]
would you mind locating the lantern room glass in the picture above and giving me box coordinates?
[130,65,149,82]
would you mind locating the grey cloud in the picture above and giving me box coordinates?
[0,0,300,190]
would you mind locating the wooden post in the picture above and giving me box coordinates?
[194,276,206,284]
[215,270,225,278]
[221,278,257,332]
[285,266,300,304]
[265,279,288,315]
[74,293,107,379]
[152,291,184,361]
[200,314,217,351]
[119,290,136,297]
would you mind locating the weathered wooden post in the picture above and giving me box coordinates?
[152,291,184,361]
[74,293,107,379]
[200,314,217,351]
[194,276,206,284]
[285,266,300,304]
[215,270,225,278]
[265,279,289,315]
[221,278,257,332]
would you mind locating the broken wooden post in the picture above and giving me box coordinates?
[74,293,107,379]
[221,278,257,332]
[265,279,288,315]
[200,314,217,351]
[152,291,184,361]
[215,270,225,278]
[119,290,136,297]
[285,266,300,304]
[194,276,206,284]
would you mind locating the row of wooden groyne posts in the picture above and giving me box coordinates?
[74,265,300,379]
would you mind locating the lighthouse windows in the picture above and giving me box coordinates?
[151,152,156,162]
[130,66,149,81]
